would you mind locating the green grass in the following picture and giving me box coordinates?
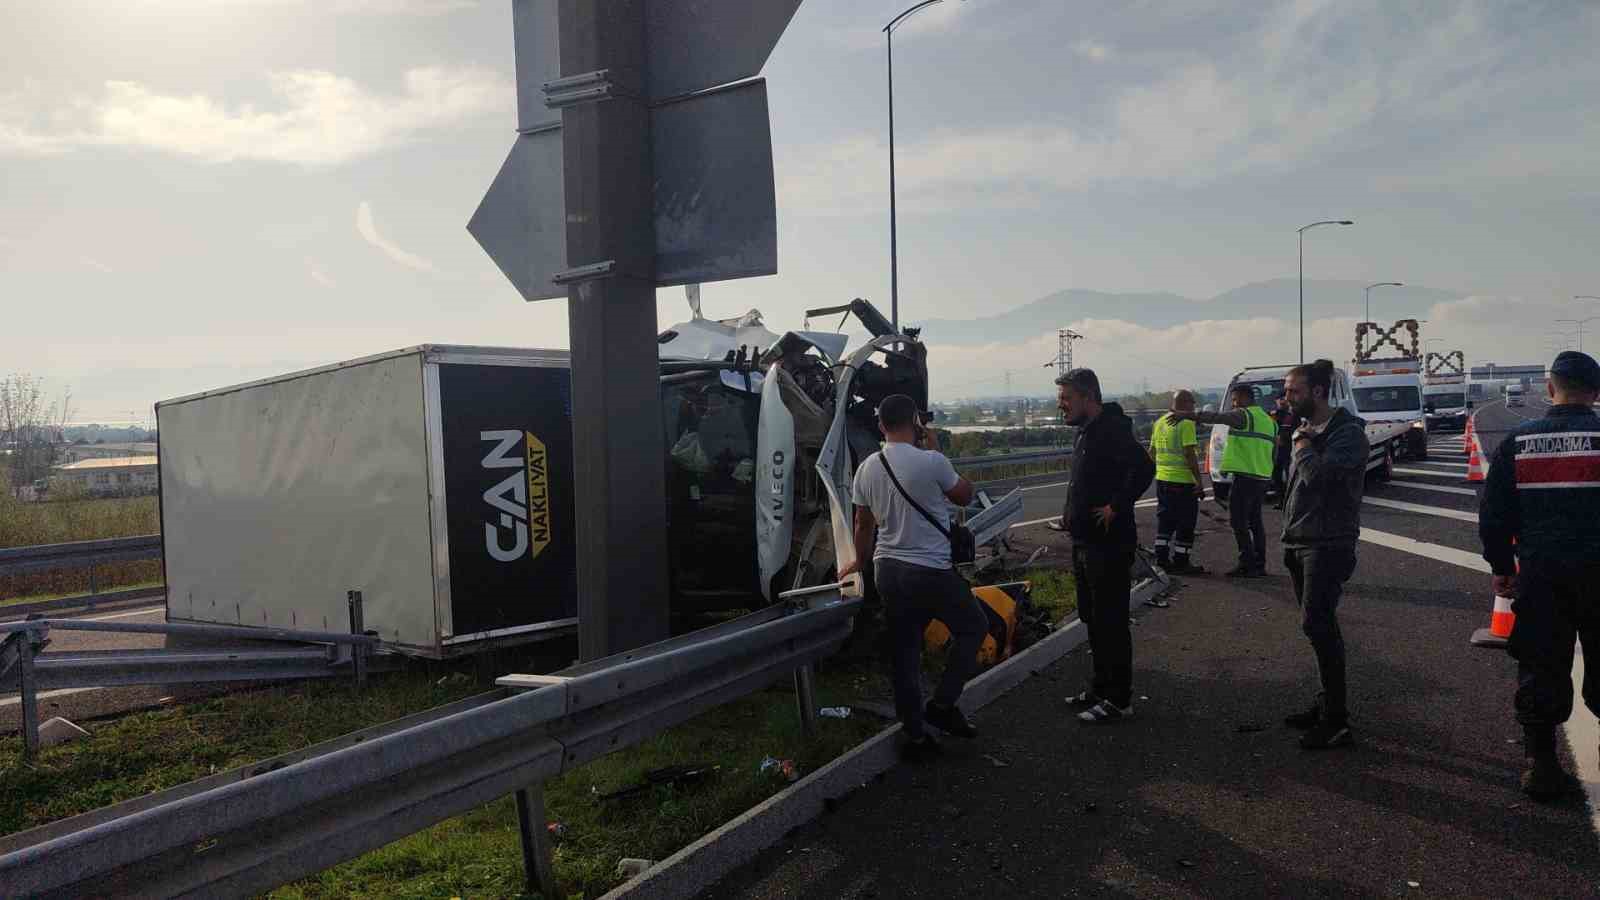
[1022,567,1078,624]
[0,493,159,549]
[1,659,880,900]
[0,491,163,602]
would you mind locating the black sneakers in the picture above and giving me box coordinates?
[925,702,978,738]
[1299,720,1353,750]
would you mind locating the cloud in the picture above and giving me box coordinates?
[307,261,337,288]
[1073,40,1114,62]
[781,1,1578,216]
[356,201,439,273]
[78,256,114,273]
[0,67,510,166]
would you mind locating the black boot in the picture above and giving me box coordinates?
[1521,728,1577,799]
[1522,752,1578,799]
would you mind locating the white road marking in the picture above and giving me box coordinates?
[82,606,165,623]
[1570,643,1600,822]
[1413,461,1469,470]
[1382,480,1477,497]
[0,686,101,709]
[1363,496,1478,523]
[1394,467,1466,479]
[1356,527,1490,572]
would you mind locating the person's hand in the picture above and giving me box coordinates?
[1293,432,1313,452]
[1493,574,1518,598]
[1093,504,1117,529]
[838,559,861,581]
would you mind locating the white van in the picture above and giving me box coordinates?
[1207,364,1414,502]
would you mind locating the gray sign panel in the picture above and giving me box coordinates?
[513,0,560,132]
[643,0,803,101]
[652,79,777,286]
[467,127,568,302]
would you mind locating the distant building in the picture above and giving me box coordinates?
[62,442,158,463]
[51,457,159,496]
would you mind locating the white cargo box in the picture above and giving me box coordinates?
[156,345,577,658]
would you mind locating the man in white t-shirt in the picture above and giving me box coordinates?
[839,394,987,760]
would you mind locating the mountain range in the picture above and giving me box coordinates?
[912,279,1466,346]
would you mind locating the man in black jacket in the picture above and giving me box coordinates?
[1280,359,1370,750]
[1057,368,1156,724]
[1480,351,1600,799]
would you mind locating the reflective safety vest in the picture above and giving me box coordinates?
[1151,413,1197,485]
[1220,405,1276,478]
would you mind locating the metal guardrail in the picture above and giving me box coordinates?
[949,448,1073,470]
[0,591,861,898]
[0,534,165,618]
[2,593,387,761]
[0,535,162,576]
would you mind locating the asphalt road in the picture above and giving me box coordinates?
[707,430,1600,899]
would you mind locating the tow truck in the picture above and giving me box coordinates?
[1207,360,1422,501]
[1423,350,1470,433]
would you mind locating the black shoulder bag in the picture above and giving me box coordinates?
[879,450,976,565]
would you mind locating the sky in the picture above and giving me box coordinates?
[2,0,1598,420]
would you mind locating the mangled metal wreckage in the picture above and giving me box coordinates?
[657,298,935,610]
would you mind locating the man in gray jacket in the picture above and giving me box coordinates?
[1280,359,1370,750]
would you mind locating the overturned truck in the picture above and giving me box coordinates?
[157,299,931,657]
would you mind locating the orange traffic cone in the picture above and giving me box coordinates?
[1470,536,1516,649]
[1470,594,1514,648]
[1465,418,1486,483]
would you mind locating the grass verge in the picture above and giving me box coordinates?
[1,660,880,899]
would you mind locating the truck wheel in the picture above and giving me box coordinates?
[1374,445,1395,482]
[1410,429,1429,461]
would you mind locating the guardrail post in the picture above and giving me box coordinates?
[347,590,367,688]
[515,784,559,898]
[19,629,41,762]
[792,664,819,737]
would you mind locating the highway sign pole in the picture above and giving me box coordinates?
[471,0,798,659]
[558,0,670,660]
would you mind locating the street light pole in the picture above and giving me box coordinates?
[1364,281,1403,325]
[1556,318,1600,354]
[1297,220,1354,364]
[884,0,957,333]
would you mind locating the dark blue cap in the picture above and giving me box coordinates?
[1551,350,1600,390]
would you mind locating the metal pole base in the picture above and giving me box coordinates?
[793,664,818,736]
[516,785,559,898]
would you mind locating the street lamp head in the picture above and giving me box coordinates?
[885,0,961,33]
[1338,220,1354,225]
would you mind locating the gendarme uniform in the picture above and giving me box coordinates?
[1151,412,1200,569]
[1479,351,1600,794]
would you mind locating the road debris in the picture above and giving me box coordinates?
[759,756,799,783]
[819,706,852,719]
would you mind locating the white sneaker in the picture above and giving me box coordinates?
[1077,699,1134,724]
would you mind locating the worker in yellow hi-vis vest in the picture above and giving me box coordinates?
[1148,390,1207,575]
[1175,384,1277,577]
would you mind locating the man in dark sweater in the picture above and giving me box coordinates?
[1056,368,1156,724]
[1280,359,1370,750]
